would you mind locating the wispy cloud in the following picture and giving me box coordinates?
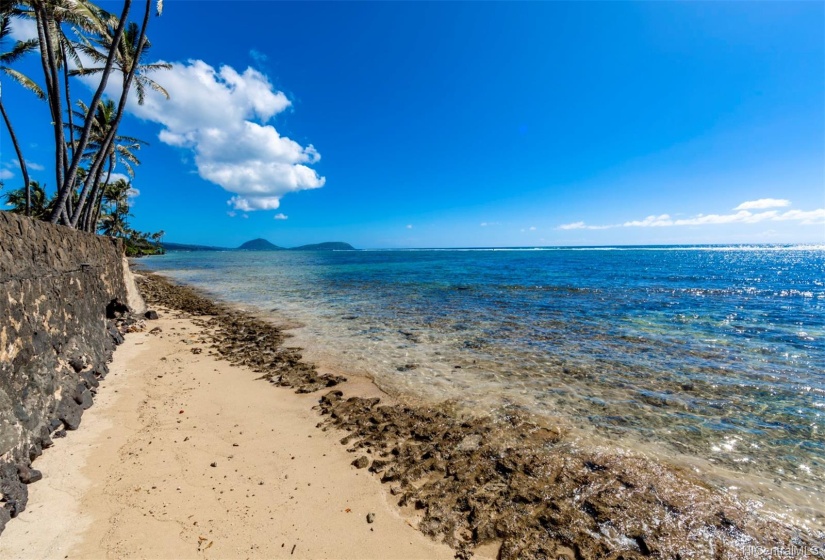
[558,200,825,231]
[273,213,288,220]
[734,198,791,210]
[0,169,14,180]
[249,49,269,64]
[406,224,413,229]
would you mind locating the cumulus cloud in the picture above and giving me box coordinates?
[120,60,324,212]
[734,198,791,210]
[557,200,825,230]
[273,213,288,220]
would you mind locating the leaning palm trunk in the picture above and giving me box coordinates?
[70,0,152,228]
[82,154,111,231]
[0,97,32,216]
[50,0,132,225]
[34,6,64,204]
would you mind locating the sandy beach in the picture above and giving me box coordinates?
[0,306,459,559]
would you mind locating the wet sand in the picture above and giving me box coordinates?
[0,309,458,559]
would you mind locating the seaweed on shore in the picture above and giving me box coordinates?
[135,271,821,559]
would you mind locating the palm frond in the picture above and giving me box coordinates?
[1,67,45,98]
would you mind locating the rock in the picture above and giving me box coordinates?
[210,462,217,468]
[81,371,100,389]
[53,429,67,438]
[78,389,94,410]
[191,348,202,355]
[144,310,159,320]
[105,298,130,319]
[456,434,483,452]
[17,465,42,484]
[149,327,163,335]
[68,355,87,373]
[366,512,375,524]
[352,456,369,469]
[56,398,82,430]
[107,323,124,345]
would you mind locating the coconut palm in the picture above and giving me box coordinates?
[0,8,44,216]
[2,180,50,219]
[73,20,170,104]
[69,98,146,230]
[60,0,166,226]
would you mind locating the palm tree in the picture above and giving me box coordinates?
[98,177,131,237]
[2,180,50,219]
[56,0,164,226]
[73,20,170,104]
[0,8,44,216]
[69,98,146,230]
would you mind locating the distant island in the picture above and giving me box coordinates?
[162,239,356,252]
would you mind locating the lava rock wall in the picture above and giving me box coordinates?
[0,211,127,533]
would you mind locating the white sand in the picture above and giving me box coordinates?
[0,309,461,559]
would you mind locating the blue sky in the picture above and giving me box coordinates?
[1,1,823,248]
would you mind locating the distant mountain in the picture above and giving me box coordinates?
[162,238,355,252]
[162,242,230,252]
[289,242,356,251]
[238,238,284,251]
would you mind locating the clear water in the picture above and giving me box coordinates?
[140,245,825,527]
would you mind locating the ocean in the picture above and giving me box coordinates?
[140,244,825,529]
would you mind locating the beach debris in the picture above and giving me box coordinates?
[366,512,375,524]
[191,348,202,354]
[352,456,369,469]
[149,327,162,335]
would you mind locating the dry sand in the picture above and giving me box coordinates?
[0,309,460,559]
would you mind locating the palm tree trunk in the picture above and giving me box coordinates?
[61,43,73,182]
[83,157,111,232]
[71,0,151,228]
[0,98,32,217]
[53,0,133,226]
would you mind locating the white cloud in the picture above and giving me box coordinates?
[480,221,500,227]
[126,187,140,198]
[121,60,324,212]
[9,19,36,42]
[734,198,791,210]
[529,226,537,231]
[557,200,825,231]
[406,224,413,229]
[273,213,288,220]
[0,169,14,180]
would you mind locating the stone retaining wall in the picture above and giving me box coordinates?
[0,211,128,533]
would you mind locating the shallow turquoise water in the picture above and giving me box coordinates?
[141,245,825,522]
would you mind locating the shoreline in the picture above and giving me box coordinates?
[0,288,458,559]
[2,269,820,558]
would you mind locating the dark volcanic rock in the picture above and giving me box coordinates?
[144,310,159,320]
[57,399,82,431]
[352,456,369,469]
[0,212,128,537]
[105,298,130,319]
[17,465,42,484]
